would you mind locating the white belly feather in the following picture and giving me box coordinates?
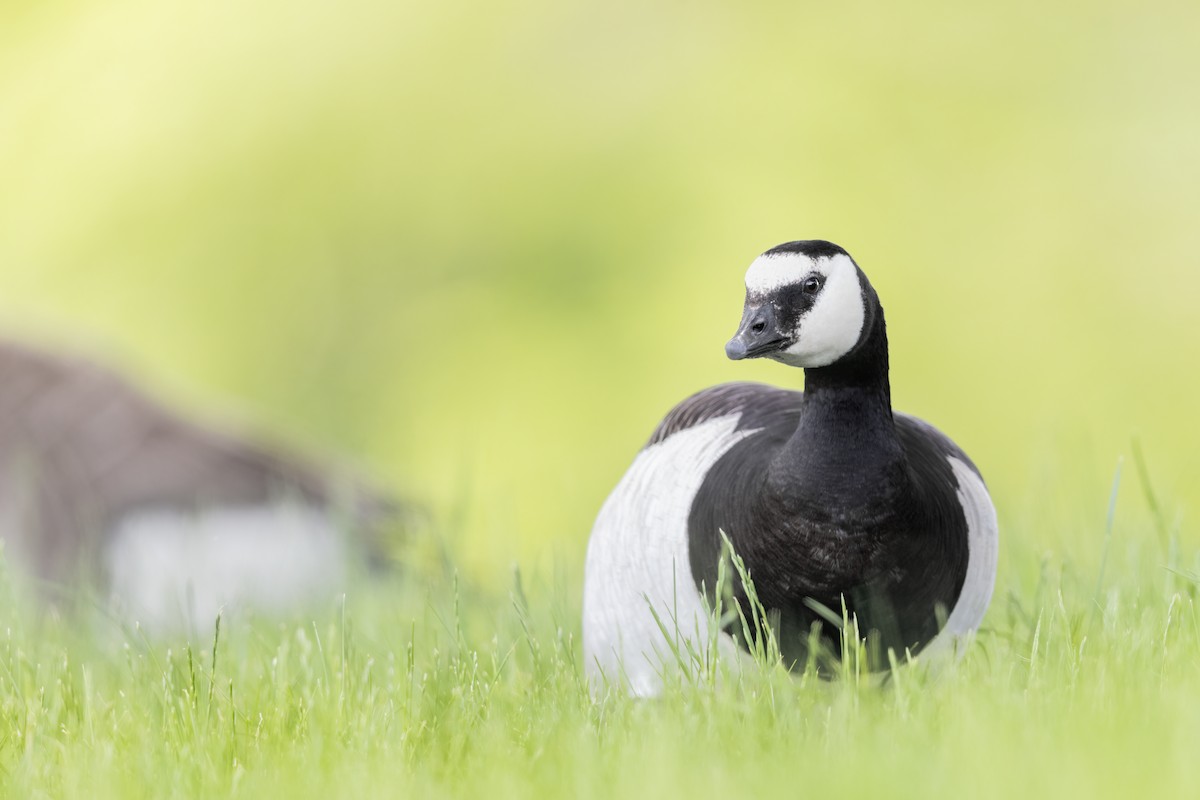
[105,503,347,636]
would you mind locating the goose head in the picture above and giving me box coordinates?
[725,240,876,368]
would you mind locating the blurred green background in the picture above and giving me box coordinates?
[1,0,1196,584]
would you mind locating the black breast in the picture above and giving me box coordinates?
[686,395,971,671]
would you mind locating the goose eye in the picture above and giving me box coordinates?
[802,276,823,294]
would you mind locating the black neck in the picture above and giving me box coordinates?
[802,291,892,413]
[768,291,904,503]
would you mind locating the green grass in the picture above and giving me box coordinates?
[2,476,1197,799]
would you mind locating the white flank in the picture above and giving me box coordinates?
[921,457,999,658]
[105,503,347,635]
[583,415,757,697]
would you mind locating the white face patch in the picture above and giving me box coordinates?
[744,252,866,368]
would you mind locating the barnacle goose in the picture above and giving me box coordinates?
[583,240,998,696]
[0,340,398,632]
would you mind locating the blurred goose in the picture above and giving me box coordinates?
[0,340,397,632]
[583,240,998,695]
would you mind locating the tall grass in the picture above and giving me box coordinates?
[0,471,1195,799]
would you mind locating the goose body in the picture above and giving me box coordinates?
[0,340,396,631]
[583,241,998,696]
